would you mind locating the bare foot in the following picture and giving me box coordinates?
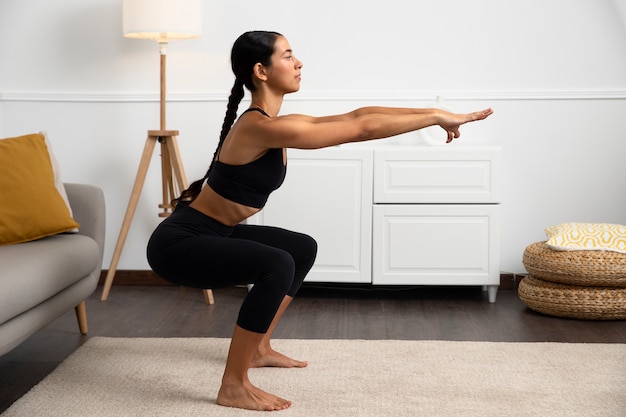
[217,380,292,411]
[252,348,308,368]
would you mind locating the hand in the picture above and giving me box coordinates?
[437,108,494,143]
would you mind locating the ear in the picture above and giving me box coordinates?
[253,63,268,82]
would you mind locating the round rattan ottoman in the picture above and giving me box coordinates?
[519,242,626,320]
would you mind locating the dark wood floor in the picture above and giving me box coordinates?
[2,283,625,412]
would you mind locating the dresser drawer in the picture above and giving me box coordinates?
[373,146,502,203]
[372,204,501,288]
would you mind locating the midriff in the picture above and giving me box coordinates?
[189,184,261,226]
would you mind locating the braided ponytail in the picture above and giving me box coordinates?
[214,78,245,169]
[172,31,281,207]
[173,80,244,205]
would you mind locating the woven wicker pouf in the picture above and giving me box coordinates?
[523,241,626,286]
[519,241,626,320]
[518,275,626,320]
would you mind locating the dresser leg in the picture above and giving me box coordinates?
[486,285,498,303]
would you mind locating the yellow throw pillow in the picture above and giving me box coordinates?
[545,222,626,254]
[0,133,79,245]
[40,131,78,232]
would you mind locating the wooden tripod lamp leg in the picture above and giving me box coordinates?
[101,135,158,301]
[203,289,215,305]
[159,141,174,217]
[164,134,188,191]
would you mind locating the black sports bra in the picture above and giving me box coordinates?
[206,108,286,209]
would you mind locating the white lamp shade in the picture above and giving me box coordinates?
[123,0,202,42]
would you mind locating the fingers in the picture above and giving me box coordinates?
[475,108,494,120]
[446,129,460,143]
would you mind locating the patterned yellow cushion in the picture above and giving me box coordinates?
[545,223,626,254]
[0,133,79,245]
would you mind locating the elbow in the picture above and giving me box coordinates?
[354,129,372,143]
[354,120,379,142]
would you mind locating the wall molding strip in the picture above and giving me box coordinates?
[1,89,626,103]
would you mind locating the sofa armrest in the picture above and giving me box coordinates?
[64,183,106,268]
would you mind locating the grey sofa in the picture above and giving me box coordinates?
[0,183,105,356]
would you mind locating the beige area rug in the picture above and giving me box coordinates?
[2,337,625,417]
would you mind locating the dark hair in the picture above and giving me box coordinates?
[174,30,282,205]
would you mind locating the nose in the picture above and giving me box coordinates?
[295,56,303,69]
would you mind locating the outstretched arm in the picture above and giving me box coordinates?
[282,106,437,124]
[257,107,493,149]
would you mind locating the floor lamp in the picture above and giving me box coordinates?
[101,0,214,304]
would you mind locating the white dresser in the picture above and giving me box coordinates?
[249,144,502,302]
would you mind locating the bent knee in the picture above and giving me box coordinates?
[255,249,296,287]
[299,233,318,265]
[293,232,317,257]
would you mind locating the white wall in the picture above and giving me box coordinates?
[1,0,625,274]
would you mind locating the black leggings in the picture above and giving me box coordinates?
[146,203,317,334]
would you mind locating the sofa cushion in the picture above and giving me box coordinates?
[0,234,99,325]
[0,133,79,245]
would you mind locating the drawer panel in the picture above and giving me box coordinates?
[374,147,501,203]
[372,204,501,286]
